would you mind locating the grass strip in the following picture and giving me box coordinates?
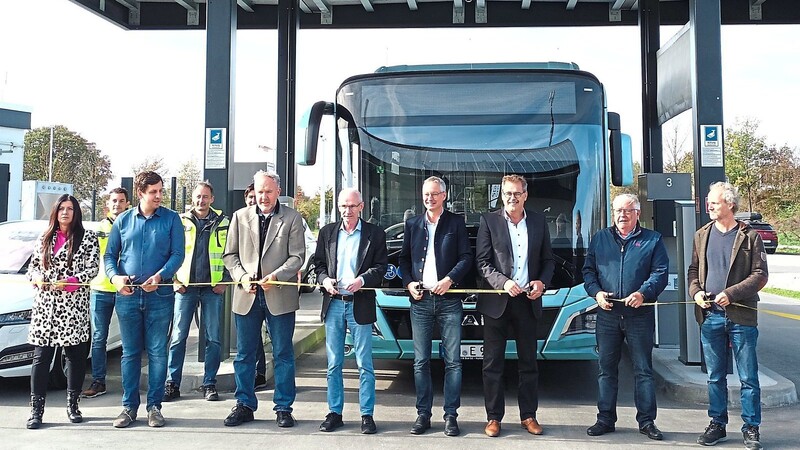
[763,287,800,301]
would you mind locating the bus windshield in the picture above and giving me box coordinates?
[336,70,608,289]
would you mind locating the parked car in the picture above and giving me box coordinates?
[735,212,778,254]
[299,218,318,293]
[0,220,122,388]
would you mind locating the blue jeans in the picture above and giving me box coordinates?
[233,291,296,411]
[325,298,375,415]
[410,294,462,418]
[256,331,267,375]
[90,290,116,383]
[167,286,223,387]
[115,286,174,413]
[700,311,761,430]
[595,311,657,428]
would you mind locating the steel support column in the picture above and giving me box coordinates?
[203,0,237,361]
[276,0,298,195]
[639,0,661,174]
[639,0,675,241]
[689,0,725,226]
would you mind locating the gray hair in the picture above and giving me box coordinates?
[254,170,281,187]
[338,187,363,204]
[195,180,214,195]
[612,193,641,210]
[502,174,527,192]
[709,181,740,213]
[423,176,447,193]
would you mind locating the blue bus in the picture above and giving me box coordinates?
[300,62,633,361]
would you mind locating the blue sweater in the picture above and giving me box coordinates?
[582,224,669,316]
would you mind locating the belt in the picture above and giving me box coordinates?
[331,294,354,302]
[421,291,460,300]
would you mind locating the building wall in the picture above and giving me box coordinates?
[0,104,32,222]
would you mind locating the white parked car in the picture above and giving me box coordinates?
[0,220,122,388]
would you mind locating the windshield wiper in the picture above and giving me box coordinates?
[548,89,556,147]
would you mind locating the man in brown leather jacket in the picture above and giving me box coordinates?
[688,181,768,450]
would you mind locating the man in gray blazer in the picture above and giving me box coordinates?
[222,170,305,428]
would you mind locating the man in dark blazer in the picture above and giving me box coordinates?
[399,176,473,437]
[314,188,388,435]
[475,174,554,438]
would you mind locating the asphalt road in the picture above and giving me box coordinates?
[764,253,800,289]
[758,254,800,389]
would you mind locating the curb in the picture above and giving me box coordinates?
[653,348,798,408]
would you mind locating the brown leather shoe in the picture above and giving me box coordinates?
[521,417,543,435]
[484,420,501,437]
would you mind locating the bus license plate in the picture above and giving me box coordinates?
[460,344,483,359]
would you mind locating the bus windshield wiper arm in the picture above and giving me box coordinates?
[548,90,556,147]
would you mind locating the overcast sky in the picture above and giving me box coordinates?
[1,0,798,195]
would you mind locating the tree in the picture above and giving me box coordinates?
[610,161,642,200]
[760,144,800,227]
[295,186,318,229]
[725,118,771,213]
[294,186,334,231]
[129,156,175,208]
[23,126,114,219]
[175,157,202,212]
[663,121,692,173]
[129,156,169,178]
[92,192,110,222]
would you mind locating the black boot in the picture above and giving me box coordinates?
[67,390,82,423]
[26,394,45,429]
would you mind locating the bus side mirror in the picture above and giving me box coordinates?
[298,101,334,166]
[608,112,633,187]
[620,133,634,186]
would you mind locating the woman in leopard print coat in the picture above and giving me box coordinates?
[25,194,99,429]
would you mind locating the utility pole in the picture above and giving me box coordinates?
[48,126,54,182]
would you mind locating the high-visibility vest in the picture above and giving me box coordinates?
[90,215,116,292]
[175,208,230,287]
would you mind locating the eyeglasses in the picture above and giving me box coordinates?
[502,191,525,199]
[423,192,445,198]
[338,203,362,209]
[613,208,639,215]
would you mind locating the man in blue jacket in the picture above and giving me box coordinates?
[104,171,185,429]
[582,193,668,441]
[399,176,473,437]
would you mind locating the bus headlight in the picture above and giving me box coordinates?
[561,305,598,336]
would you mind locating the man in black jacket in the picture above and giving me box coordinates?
[399,176,473,437]
[314,188,388,435]
[475,174,554,438]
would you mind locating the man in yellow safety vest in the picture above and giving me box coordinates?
[164,181,231,402]
[82,187,130,399]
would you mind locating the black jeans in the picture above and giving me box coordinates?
[31,343,88,396]
[482,295,539,421]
